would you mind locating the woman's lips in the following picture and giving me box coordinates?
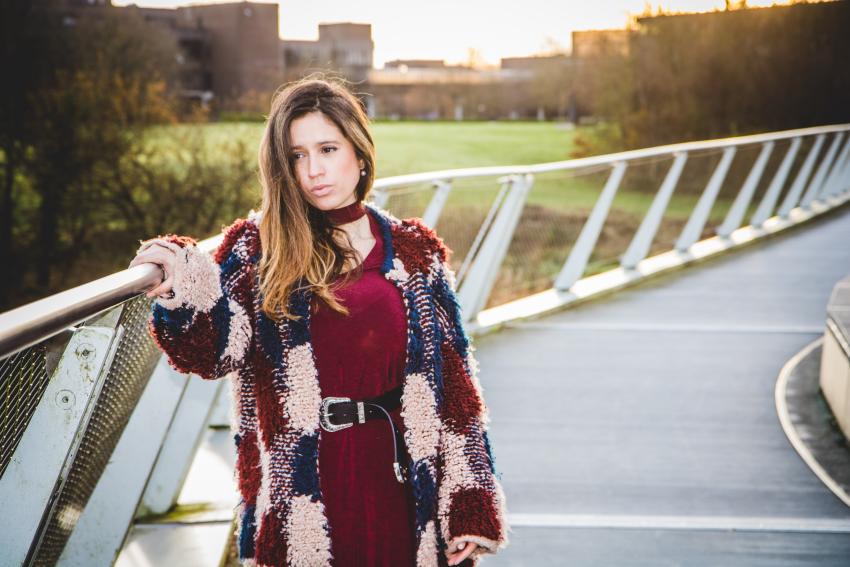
[311,184,332,197]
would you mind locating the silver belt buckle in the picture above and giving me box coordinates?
[320,396,354,432]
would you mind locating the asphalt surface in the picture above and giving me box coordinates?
[475,204,850,566]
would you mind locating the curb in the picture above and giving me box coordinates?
[775,337,850,507]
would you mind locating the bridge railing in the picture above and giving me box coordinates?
[369,123,850,328]
[1,123,849,566]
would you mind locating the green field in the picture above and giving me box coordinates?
[149,120,583,175]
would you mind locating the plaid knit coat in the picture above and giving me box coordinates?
[147,204,509,567]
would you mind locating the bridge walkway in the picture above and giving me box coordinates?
[478,206,850,565]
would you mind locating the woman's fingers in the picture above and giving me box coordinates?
[446,541,477,565]
[130,247,174,268]
[146,271,174,298]
[132,241,168,260]
[129,254,158,271]
[136,239,173,255]
[129,246,178,297]
[130,248,177,273]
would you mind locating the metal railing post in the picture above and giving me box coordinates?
[834,147,850,197]
[800,132,845,208]
[778,134,825,217]
[621,151,688,269]
[676,147,737,251]
[457,174,533,321]
[751,137,802,227]
[555,162,627,289]
[834,146,850,196]
[717,141,774,237]
[207,377,233,427]
[422,180,452,229]
[140,374,225,515]
[0,307,125,567]
[820,135,850,199]
[57,355,191,566]
[456,179,511,287]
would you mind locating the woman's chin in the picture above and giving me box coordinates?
[311,198,346,212]
[305,189,357,212]
[326,197,357,211]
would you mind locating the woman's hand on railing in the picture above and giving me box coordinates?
[446,539,478,565]
[129,240,178,299]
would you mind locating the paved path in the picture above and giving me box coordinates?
[478,205,850,565]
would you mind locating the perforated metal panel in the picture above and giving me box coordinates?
[0,343,50,480]
[31,296,162,566]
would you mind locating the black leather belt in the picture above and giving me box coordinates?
[319,385,407,483]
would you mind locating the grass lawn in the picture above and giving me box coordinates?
[149,119,583,175]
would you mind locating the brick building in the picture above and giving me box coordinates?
[124,1,280,104]
[281,23,374,84]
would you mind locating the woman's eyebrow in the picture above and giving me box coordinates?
[291,140,339,149]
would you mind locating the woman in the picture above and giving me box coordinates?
[129,78,509,567]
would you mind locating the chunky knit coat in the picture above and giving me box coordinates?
[146,204,509,567]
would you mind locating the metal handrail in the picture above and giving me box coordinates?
[0,235,224,360]
[2,122,849,360]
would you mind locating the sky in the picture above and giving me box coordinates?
[112,0,798,68]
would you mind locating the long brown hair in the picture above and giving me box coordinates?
[257,76,377,322]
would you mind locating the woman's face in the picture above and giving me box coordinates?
[289,111,365,211]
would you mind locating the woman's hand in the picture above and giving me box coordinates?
[128,240,178,298]
[446,538,478,566]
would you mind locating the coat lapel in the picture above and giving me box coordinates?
[367,204,444,566]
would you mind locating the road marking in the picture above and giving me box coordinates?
[506,513,850,533]
[508,321,825,334]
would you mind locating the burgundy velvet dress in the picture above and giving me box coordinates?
[311,210,417,566]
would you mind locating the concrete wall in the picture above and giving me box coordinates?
[820,275,850,439]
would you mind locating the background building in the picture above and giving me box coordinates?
[571,29,630,58]
[281,22,374,84]
[125,1,280,105]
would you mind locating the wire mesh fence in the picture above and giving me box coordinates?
[0,342,50,480]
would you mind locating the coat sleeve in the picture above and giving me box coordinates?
[429,249,510,558]
[145,219,255,381]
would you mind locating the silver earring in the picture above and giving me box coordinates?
[360,169,366,176]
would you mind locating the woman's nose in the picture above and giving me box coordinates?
[308,156,324,178]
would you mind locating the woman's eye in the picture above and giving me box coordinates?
[292,148,334,160]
